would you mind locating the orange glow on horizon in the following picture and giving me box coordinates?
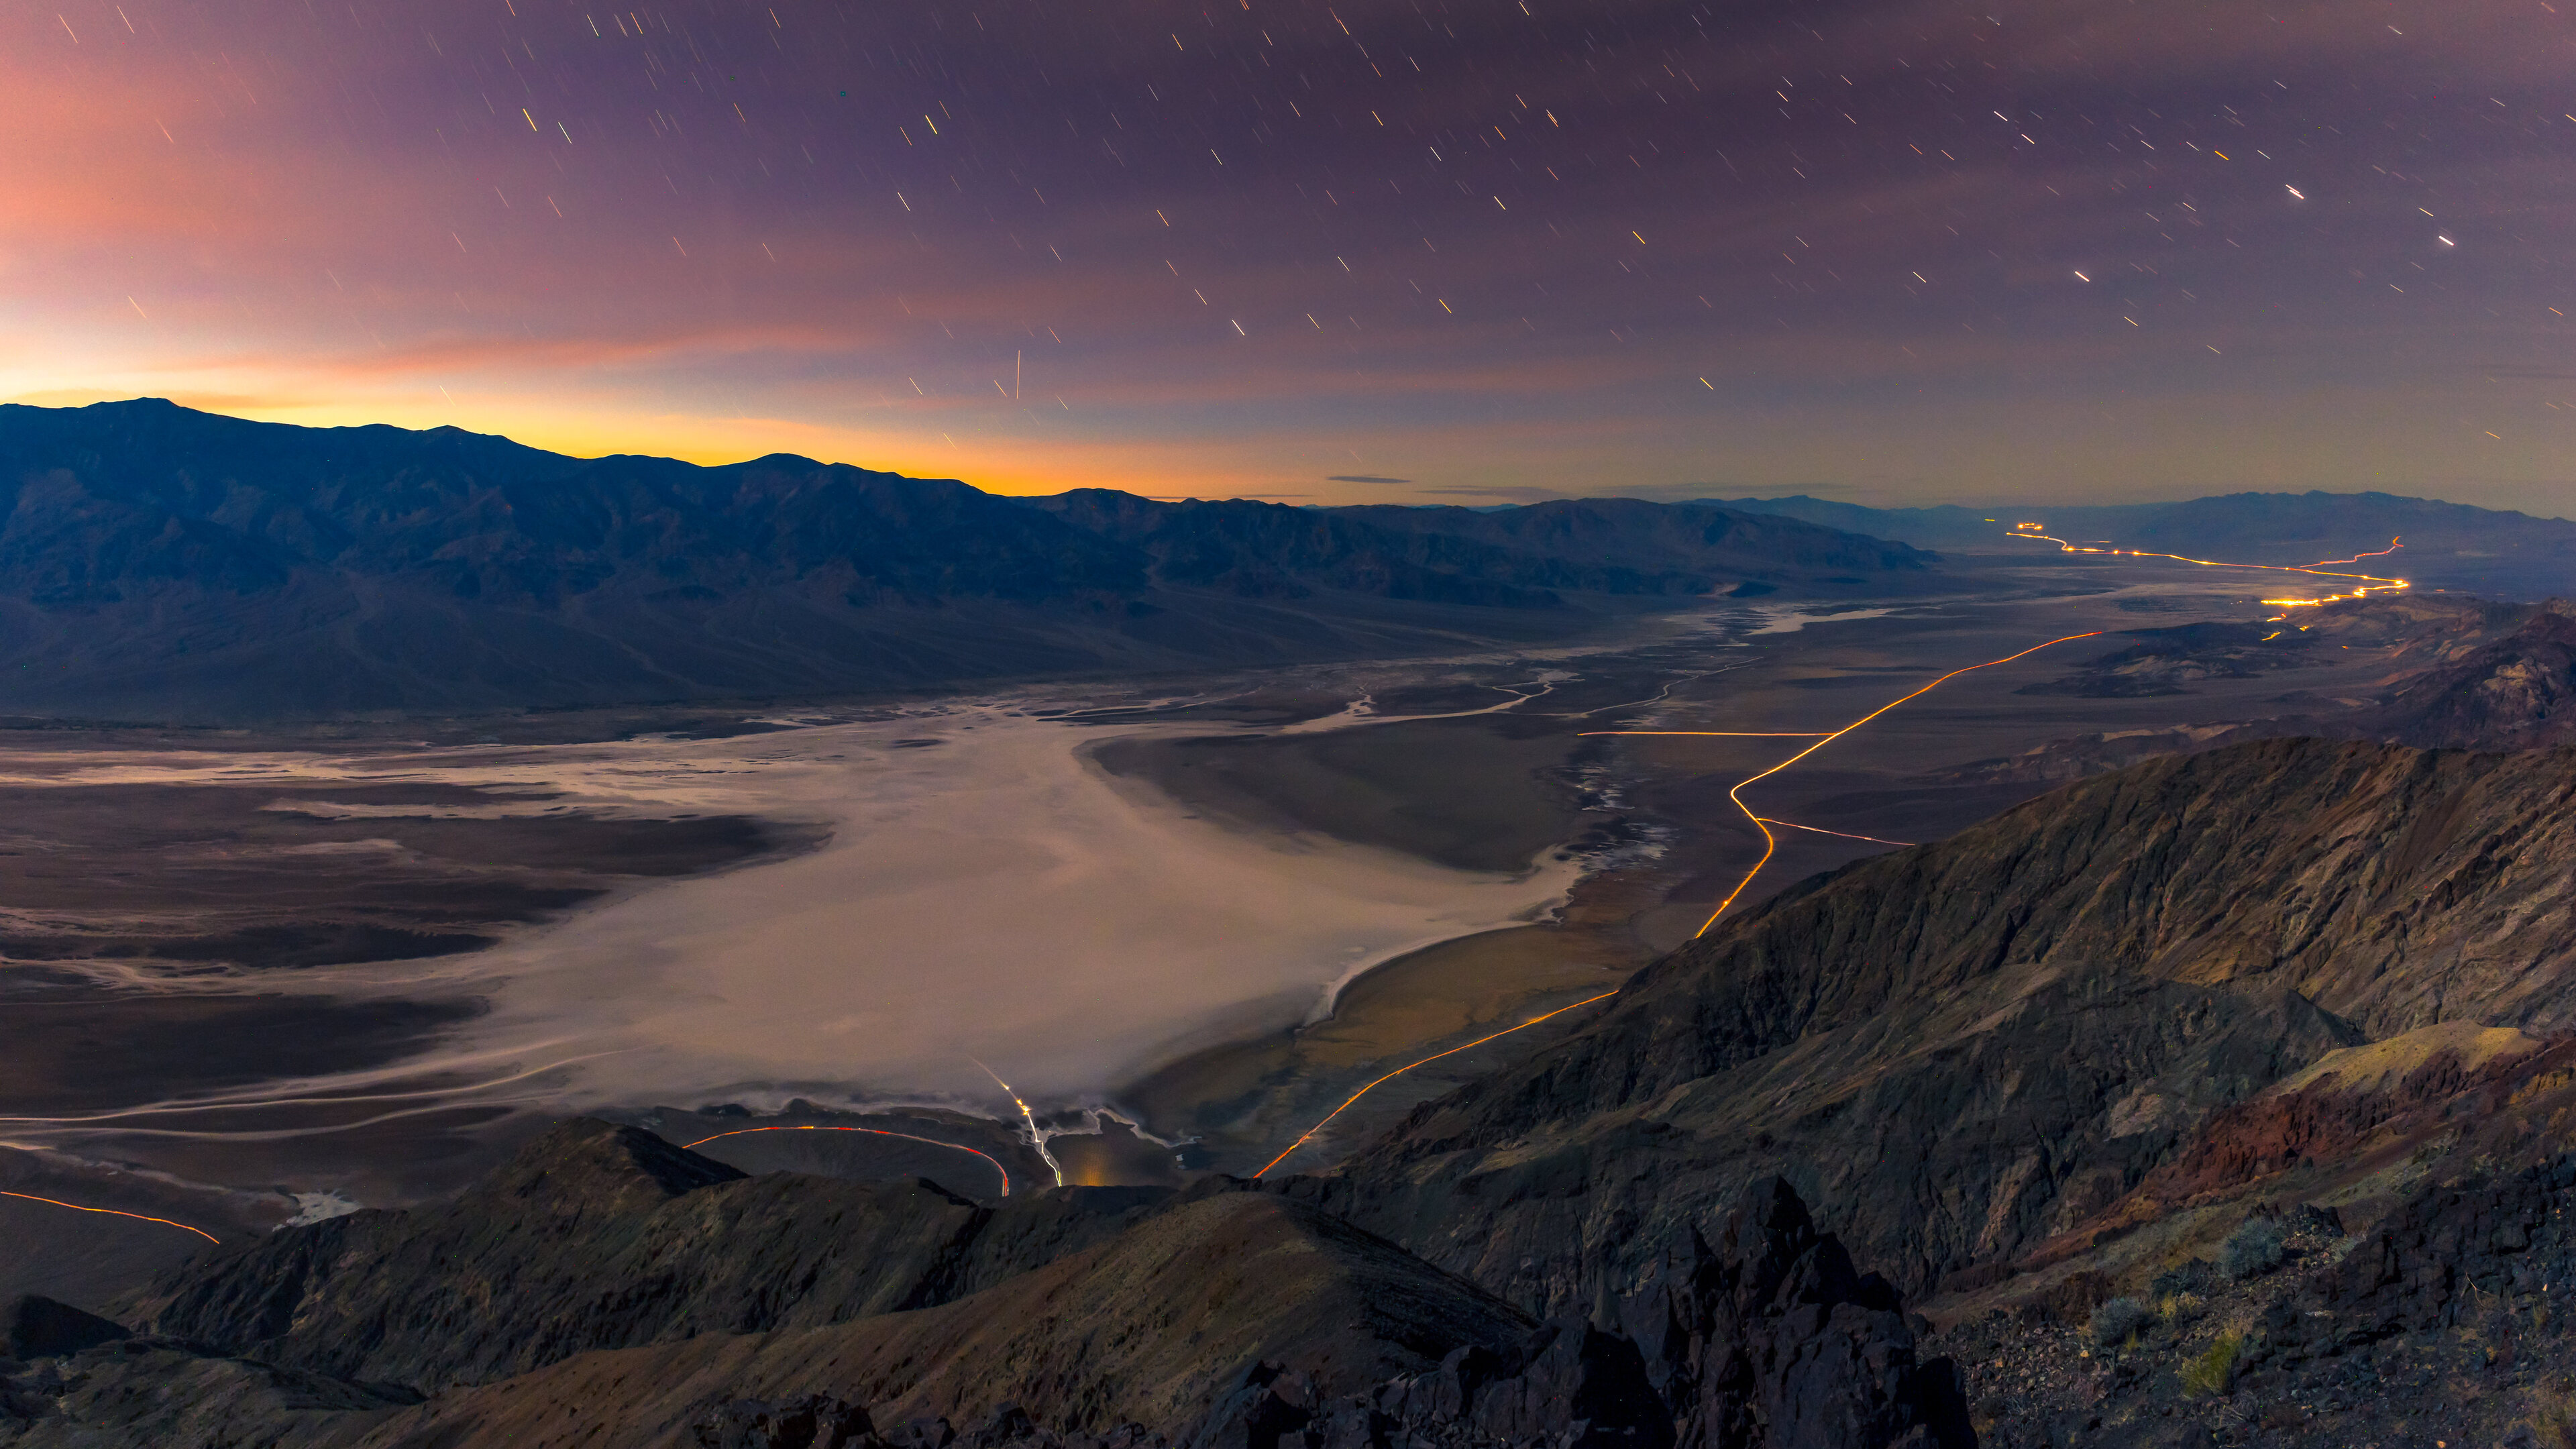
[0,1187,221,1244]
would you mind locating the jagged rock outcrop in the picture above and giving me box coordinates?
[1937,1149,2576,1446]
[0,1299,125,1363]
[694,1393,882,1449]
[345,1179,1958,1449]
[0,1338,420,1446]
[127,1120,1169,1394]
[19,1137,1964,1449]
[312,1190,1536,1447]
[2365,601,2576,750]
[1319,738,2576,1314]
[1618,1179,1970,1449]
[2265,1151,2576,1355]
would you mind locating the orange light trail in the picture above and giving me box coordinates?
[1687,631,2102,934]
[2296,537,2406,568]
[677,1124,1011,1197]
[2004,524,2408,607]
[1251,988,1620,1179]
[1599,632,2105,939]
[0,1187,221,1244]
[1754,817,1916,847]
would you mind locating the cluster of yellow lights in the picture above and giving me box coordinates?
[2004,523,2410,608]
[678,1124,1012,1196]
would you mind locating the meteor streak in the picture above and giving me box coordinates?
[0,1188,220,1244]
[1252,989,1620,1178]
[678,1124,1011,1197]
[2004,524,2408,606]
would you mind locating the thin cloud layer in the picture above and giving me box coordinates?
[1,0,2567,508]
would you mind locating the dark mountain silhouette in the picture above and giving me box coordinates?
[0,400,1935,720]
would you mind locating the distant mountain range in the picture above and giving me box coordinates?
[1714,491,2576,600]
[10,399,2567,722]
[0,400,1934,720]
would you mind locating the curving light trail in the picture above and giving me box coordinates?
[2297,538,2407,568]
[1585,631,2106,938]
[1252,988,1621,1179]
[1,1187,220,1244]
[678,1124,1011,1197]
[2004,524,2408,607]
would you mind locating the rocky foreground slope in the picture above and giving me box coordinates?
[0,1122,1966,1448]
[1315,737,2576,1315]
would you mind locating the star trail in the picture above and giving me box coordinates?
[3,0,2569,505]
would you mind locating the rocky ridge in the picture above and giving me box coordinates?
[1,1126,1966,1449]
[118,1121,1168,1395]
[0,399,1935,719]
[1314,737,2576,1319]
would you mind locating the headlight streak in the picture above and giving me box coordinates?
[677,1124,1011,1197]
[2003,524,2409,607]
[1581,631,2108,940]
[1752,817,1917,847]
[0,1188,220,1244]
[1250,988,1621,1179]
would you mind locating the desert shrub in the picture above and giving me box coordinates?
[2526,1387,2576,1449]
[2220,1218,2286,1280]
[2178,1331,2244,1397]
[2090,1295,2153,1348]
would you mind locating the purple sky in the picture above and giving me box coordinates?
[6,0,2571,508]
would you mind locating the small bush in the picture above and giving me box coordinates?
[2179,1331,2244,1397]
[2090,1295,2153,1348]
[2526,1387,2576,1449]
[2220,1218,2286,1280]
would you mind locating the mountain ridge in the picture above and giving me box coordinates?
[0,400,1936,720]
[1709,491,2576,599]
[1309,736,2576,1316]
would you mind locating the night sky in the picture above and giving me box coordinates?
[7,0,2571,508]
